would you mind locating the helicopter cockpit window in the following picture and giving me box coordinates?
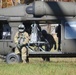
[2,25,11,39]
[65,22,76,39]
[0,22,11,40]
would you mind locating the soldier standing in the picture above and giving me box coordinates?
[41,30,56,61]
[14,24,29,63]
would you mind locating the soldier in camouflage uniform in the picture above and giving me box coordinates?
[14,24,29,63]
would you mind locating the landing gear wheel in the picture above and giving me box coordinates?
[6,53,20,64]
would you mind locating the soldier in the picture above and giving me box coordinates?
[41,30,56,61]
[14,24,29,63]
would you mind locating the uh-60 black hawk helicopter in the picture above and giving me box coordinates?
[0,0,76,64]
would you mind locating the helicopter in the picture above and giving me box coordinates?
[0,0,76,64]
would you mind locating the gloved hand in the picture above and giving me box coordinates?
[25,43,28,46]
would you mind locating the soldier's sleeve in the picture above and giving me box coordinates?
[14,32,19,44]
[23,32,30,44]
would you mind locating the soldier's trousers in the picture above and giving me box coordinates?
[15,46,27,63]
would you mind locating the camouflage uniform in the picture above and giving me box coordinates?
[14,31,29,63]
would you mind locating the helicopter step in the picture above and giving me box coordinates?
[28,52,76,58]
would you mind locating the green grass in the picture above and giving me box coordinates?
[0,58,76,75]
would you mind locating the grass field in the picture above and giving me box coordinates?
[0,58,76,75]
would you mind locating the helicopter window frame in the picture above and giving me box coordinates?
[0,21,11,40]
[65,22,76,39]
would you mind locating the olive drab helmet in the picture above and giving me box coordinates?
[18,24,25,32]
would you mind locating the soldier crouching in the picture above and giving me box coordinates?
[14,24,29,63]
